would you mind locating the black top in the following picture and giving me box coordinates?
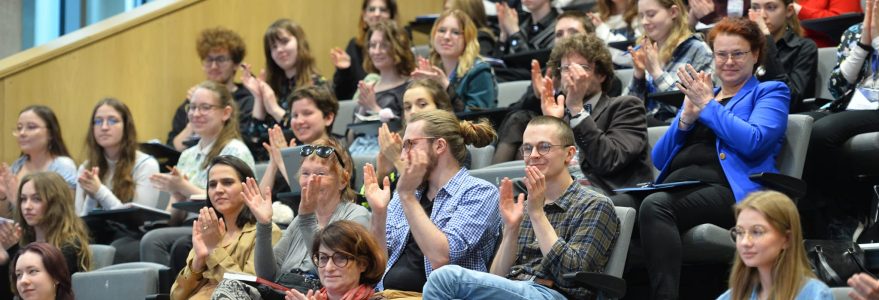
[756,28,818,113]
[498,9,559,55]
[381,192,433,292]
[166,83,254,149]
[333,38,368,100]
[662,97,732,185]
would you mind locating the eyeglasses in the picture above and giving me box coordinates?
[300,145,346,168]
[313,252,355,268]
[12,124,44,136]
[729,226,768,242]
[520,142,570,157]
[202,55,232,67]
[559,63,594,74]
[401,137,437,153]
[714,51,752,62]
[93,117,121,127]
[366,6,389,13]
[185,103,223,114]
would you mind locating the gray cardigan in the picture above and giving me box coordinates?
[254,201,370,281]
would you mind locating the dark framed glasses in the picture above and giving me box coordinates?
[300,145,346,168]
[312,252,354,268]
[520,142,570,157]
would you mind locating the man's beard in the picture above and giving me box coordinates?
[419,148,439,190]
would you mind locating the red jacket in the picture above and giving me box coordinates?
[798,0,862,47]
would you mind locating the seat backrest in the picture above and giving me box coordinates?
[646,126,668,178]
[351,154,377,190]
[254,162,269,182]
[89,244,116,270]
[467,144,496,170]
[497,80,531,108]
[73,266,163,300]
[643,115,813,179]
[468,165,527,186]
[778,114,814,178]
[155,191,171,211]
[606,207,636,277]
[615,69,634,95]
[816,47,838,101]
[332,100,358,137]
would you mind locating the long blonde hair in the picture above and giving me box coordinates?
[640,0,692,64]
[728,191,816,300]
[429,9,481,77]
[16,172,92,272]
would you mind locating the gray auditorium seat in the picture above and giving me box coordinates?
[497,80,530,108]
[332,100,357,137]
[73,262,171,300]
[468,145,495,170]
[89,244,116,270]
[564,207,637,299]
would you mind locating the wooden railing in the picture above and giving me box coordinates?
[0,0,441,163]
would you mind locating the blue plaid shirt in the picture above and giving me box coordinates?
[376,168,501,290]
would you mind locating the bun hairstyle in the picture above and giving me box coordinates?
[408,110,496,165]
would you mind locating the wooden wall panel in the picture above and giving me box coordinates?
[0,0,442,164]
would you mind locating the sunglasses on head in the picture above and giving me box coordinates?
[300,145,346,168]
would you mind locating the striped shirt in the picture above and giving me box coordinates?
[377,168,501,291]
[509,182,620,299]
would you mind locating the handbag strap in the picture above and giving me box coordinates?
[846,247,877,277]
[814,245,845,285]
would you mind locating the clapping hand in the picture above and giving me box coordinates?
[540,76,566,118]
[411,57,449,88]
[330,47,352,70]
[522,166,547,214]
[498,177,525,228]
[77,166,102,196]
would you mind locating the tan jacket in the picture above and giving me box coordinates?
[170,222,281,300]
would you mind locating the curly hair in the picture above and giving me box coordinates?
[196,27,246,64]
[363,20,415,77]
[547,33,615,92]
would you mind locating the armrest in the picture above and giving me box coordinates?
[748,172,806,199]
[562,272,626,299]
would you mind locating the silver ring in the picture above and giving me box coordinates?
[202,226,208,231]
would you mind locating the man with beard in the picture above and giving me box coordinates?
[422,116,620,299]
[167,27,254,152]
[362,110,501,293]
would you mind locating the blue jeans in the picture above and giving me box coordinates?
[421,265,566,300]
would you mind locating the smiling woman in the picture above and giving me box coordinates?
[0,106,77,219]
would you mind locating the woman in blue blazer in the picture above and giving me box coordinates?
[627,18,791,299]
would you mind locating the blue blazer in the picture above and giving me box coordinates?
[652,77,790,201]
